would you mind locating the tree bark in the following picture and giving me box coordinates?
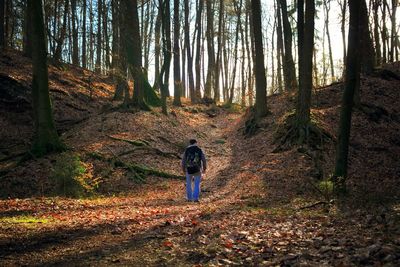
[372,0,381,65]
[82,0,87,68]
[23,1,32,57]
[159,0,172,114]
[95,0,102,73]
[121,0,147,109]
[334,0,362,182]
[279,0,297,91]
[214,0,224,103]
[195,0,204,100]
[324,0,335,82]
[251,0,268,118]
[0,0,4,49]
[204,0,215,99]
[29,0,63,156]
[390,0,397,62]
[54,0,69,63]
[296,0,315,128]
[102,0,111,69]
[184,0,195,102]
[359,0,375,74]
[339,0,346,74]
[173,0,182,106]
[229,0,242,104]
[153,6,161,91]
[276,0,283,93]
[71,0,79,65]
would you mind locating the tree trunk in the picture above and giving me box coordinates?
[71,0,79,65]
[82,0,87,68]
[204,0,215,99]
[229,0,242,104]
[324,0,335,82]
[359,0,375,74]
[251,0,268,118]
[372,0,381,65]
[29,0,63,156]
[173,0,182,106]
[95,0,102,73]
[245,0,253,105]
[153,6,161,91]
[339,0,346,75]
[89,0,94,69]
[0,0,4,49]
[334,0,362,183]
[23,1,32,57]
[121,0,147,109]
[214,0,224,103]
[102,0,110,69]
[296,0,315,128]
[195,0,204,100]
[158,0,172,114]
[276,0,283,93]
[184,0,195,102]
[381,1,388,63]
[54,0,69,63]
[279,0,297,91]
[390,0,397,62]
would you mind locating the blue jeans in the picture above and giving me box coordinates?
[186,173,201,201]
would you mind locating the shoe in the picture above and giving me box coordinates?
[194,200,199,202]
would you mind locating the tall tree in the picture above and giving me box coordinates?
[279,0,297,91]
[338,0,346,74]
[276,0,283,93]
[245,0,253,106]
[214,0,224,102]
[159,0,172,114]
[390,0,398,62]
[23,2,32,57]
[195,0,204,100]
[204,0,215,99]
[82,0,87,68]
[102,0,110,69]
[372,0,381,65]
[0,0,4,48]
[121,0,147,109]
[173,0,182,106]
[333,0,362,187]
[54,0,69,62]
[359,0,375,74]
[323,0,335,82]
[296,0,315,134]
[29,0,63,156]
[71,0,79,65]
[251,0,268,118]
[229,0,242,104]
[95,0,102,73]
[153,6,161,91]
[184,0,195,102]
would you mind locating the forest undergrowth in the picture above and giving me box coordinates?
[0,51,399,266]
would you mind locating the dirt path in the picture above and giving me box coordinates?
[1,110,399,266]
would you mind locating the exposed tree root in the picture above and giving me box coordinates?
[273,113,333,153]
[298,201,329,210]
[107,135,181,158]
[107,135,150,147]
[87,149,183,183]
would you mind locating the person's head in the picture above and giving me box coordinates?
[189,139,197,145]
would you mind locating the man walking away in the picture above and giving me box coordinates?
[182,139,207,202]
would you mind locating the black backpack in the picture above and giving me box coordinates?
[184,146,203,174]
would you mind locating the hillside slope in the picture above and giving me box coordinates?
[0,51,399,266]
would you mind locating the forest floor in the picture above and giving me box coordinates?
[0,51,400,266]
